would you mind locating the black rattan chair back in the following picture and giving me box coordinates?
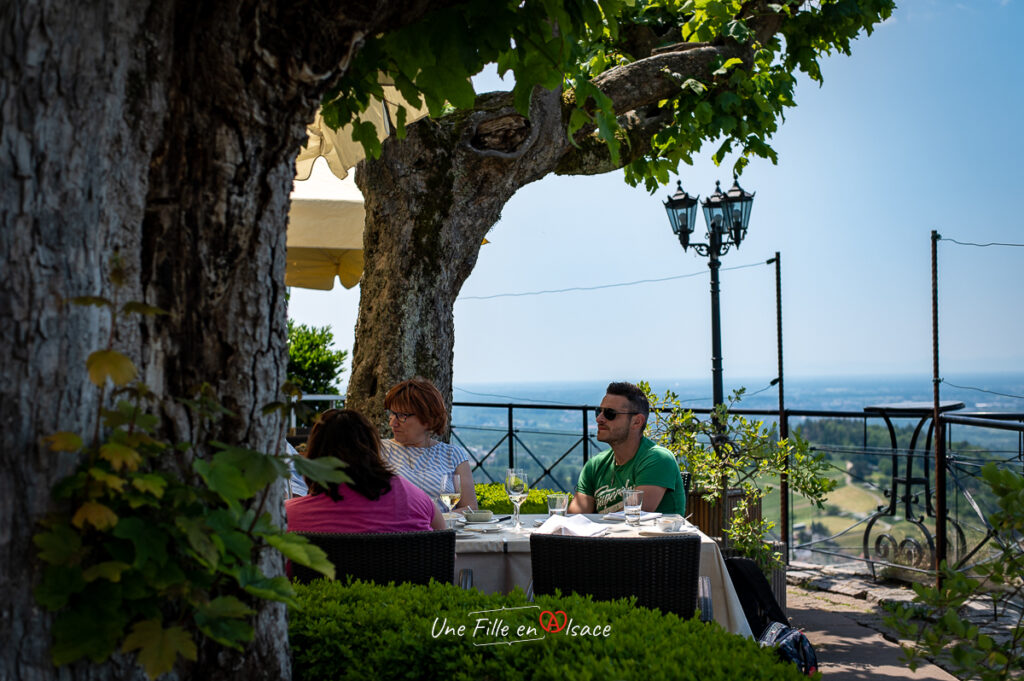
[529,534,701,618]
[291,530,455,586]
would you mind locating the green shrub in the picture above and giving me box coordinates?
[475,483,560,514]
[290,579,810,680]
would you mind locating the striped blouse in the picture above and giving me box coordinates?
[381,439,469,509]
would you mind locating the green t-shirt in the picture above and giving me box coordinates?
[575,437,686,514]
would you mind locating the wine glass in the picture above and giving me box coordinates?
[439,473,461,514]
[504,468,528,532]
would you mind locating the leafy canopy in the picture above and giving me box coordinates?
[320,0,894,188]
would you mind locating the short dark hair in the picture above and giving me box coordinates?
[383,377,448,434]
[304,409,393,501]
[605,381,650,420]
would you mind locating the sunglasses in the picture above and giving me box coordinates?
[594,407,639,421]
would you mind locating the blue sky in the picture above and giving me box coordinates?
[288,0,1024,391]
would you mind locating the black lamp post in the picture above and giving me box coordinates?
[663,178,755,409]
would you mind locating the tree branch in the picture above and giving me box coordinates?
[591,43,747,117]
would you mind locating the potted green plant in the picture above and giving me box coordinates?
[641,382,836,607]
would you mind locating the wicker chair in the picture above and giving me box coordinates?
[291,529,466,587]
[529,533,704,619]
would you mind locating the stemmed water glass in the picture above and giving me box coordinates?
[504,468,528,532]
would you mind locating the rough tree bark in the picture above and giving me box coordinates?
[347,43,738,426]
[0,1,457,679]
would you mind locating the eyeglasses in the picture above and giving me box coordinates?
[387,410,415,424]
[594,407,639,421]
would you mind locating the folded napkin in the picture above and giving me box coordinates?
[534,514,609,537]
[603,511,662,522]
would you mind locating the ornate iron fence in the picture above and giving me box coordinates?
[289,394,1024,579]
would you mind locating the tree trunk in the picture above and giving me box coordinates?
[347,89,570,427]
[0,1,452,679]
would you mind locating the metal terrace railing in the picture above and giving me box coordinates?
[290,395,1024,580]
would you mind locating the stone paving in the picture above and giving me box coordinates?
[782,560,1021,680]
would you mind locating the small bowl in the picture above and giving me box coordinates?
[657,516,684,532]
[463,509,493,522]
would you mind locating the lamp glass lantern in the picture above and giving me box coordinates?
[663,181,699,250]
[724,178,755,246]
[701,180,729,237]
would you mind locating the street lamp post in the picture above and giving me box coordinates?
[663,178,755,411]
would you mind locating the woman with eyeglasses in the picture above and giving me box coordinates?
[286,408,446,533]
[382,378,478,512]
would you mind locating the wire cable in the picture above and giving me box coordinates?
[457,260,767,301]
[939,237,1024,248]
[941,378,1024,402]
[453,386,577,405]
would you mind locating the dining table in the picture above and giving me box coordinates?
[453,513,753,637]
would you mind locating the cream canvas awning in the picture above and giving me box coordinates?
[286,161,365,291]
[286,79,430,290]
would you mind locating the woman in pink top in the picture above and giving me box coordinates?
[286,409,445,534]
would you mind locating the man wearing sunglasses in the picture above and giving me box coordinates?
[568,381,686,515]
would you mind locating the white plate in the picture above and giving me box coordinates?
[464,518,501,525]
[638,529,699,537]
[463,525,503,533]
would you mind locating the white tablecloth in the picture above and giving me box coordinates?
[454,513,753,637]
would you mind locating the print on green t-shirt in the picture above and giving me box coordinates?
[576,438,686,515]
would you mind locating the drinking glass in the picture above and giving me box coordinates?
[504,468,529,532]
[546,493,569,517]
[623,489,644,526]
[439,473,461,517]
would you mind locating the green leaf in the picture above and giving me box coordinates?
[203,509,255,561]
[34,524,83,565]
[121,619,197,679]
[88,467,126,492]
[264,532,335,579]
[194,594,258,648]
[238,566,299,607]
[86,350,138,387]
[71,295,114,308]
[261,401,287,416]
[193,457,252,507]
[120,302,168,316]
[131,473,168,498]
[349,119,383,160]
[213,446,288,494]
[100,442,142,472]
[292,455,350,486]
[197,595,256,619]
[681,78,707,95]
[113,517,169,568]
[193,613,254,651]
[42,431,83,452]
[34,564,86,611]
[51,605,124,665]
[83,561,132,583]
[72,501,118,531]
[175,516,220,568]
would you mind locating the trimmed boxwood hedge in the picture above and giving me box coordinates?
[289,579,813,680]
[475,482,559,514]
